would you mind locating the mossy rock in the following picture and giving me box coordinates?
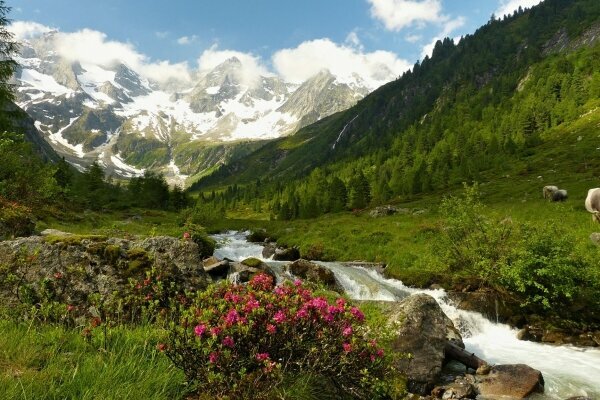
[241,257,264,268]
[87,242,107,256]
[125,247,152,276]
[43,234,108,246]
[103,245,121,264]
[247,229,269,243]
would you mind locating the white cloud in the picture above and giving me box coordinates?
[367,0,444,31]
[345,31,363,50]
[11,20,413,92]
[272,38,411,89]
[155,31,169,39]
[9,21,54,40]
[197,45,271,86]
[176,35,198,45]
[495,0,543,18]
[405,34,422,43]
[11,21,191,87]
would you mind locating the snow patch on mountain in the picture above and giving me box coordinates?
[111,154,145,178]
[19,68,73,97]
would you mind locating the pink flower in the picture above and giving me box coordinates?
[67,304,75,312]
[376,348,384,358]
[183,232,191,239]
[249,273,273,290]
[54,272,63,279]
[266,324,276,334]
[244,298,260,313]
[323,313,334,323]
[309,297,328,310]
[224,309,239,326]
[350,306,365,322]
[157,343,166,352]
[295,307,308,319]
[342,326,352,337]
[343,342,352,353]
[194,324,206,337]
[222,336,235,348]
[255,352,270,361]
[370,354,376,362]
[209,352,218,363]
[336,298,346,308]
[210,327,221,337]
[273,310,286,324]
[293,279,302,287]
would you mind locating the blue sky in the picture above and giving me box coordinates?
[8,0,543,86]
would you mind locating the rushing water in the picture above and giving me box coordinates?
[212,231,600,398]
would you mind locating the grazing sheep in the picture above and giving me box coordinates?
[585,188,600,223]
[543,185,559,199]
[551,189,568,202]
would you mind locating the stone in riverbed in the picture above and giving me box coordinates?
[262,243,277,259]
[273,246,300,261]
[286,259,338,290]
[380,294,464,395]
[475,364,544,399]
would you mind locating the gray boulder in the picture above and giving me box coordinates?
[273,246,300,261]
[203,257,230,277]
[474,364,544,398]
[374,294,464,394]
[262,243,277,259]
[287,259,338,290]
[0,234,209,312]
[369,205,398,217]
[229,257,276,283]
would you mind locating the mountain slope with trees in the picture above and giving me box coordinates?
[190,0,600,219]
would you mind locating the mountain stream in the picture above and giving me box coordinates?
[212,231,600,399]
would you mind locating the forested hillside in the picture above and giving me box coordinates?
[190,0,600,219]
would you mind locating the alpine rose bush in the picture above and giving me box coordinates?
[165,273,390,399]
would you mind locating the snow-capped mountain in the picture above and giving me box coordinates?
[14,32,386,186]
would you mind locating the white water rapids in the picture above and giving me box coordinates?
[212,231,600,398]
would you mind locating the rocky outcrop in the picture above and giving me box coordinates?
[286,259,339,290]
[228,257,276,283]
[0,234,209,313]
[203,257,230,278]
[374,294,464,394]
[262,243,277,259]
[475,364,544,399]
[369,205,399,217]
[273,247,300,261]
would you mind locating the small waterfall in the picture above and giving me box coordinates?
[211,232,600,399]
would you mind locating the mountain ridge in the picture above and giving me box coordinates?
[13,34,395,185]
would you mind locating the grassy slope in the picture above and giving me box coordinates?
[204,105,600,286]
[0,321,184,400]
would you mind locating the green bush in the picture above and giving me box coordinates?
[0,197,35,239]
[165,274,400,399]
[438,184,596,311]
[436,184,514,284]
[500,223,585,310]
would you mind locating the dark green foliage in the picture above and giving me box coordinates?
[0,132,60,206]
[0,0,17,114]
[437,185,598,314]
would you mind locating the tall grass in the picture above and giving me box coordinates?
[0,321,186,400]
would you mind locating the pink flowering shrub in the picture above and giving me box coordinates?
[165,273,392,399]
